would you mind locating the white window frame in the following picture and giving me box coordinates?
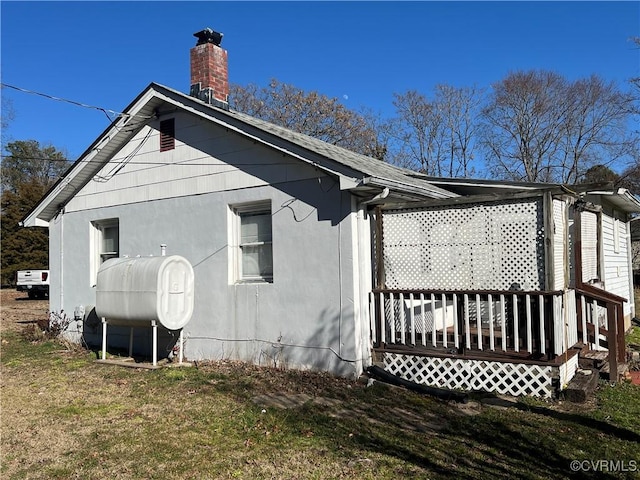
[228,201,273,284]
[90,218,119,286]
[613,217,621,254]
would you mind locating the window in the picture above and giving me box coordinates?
[159,118,175,152]
[91,219,119,285]
[100,223,120,262]
[580,210,600,285]
[230,202,273,282]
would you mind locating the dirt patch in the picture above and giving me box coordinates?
[0,288,49,335]
[628,371,640,385]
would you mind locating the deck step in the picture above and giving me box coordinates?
[599,361,629,378]
[578,349,629,381]
[578,350,608,370]
[564,368,599,403]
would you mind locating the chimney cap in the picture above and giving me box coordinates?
[194,28,223,47]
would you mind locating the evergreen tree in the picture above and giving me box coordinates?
[1,140,68,285]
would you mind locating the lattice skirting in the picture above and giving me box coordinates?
[383,353,577,398]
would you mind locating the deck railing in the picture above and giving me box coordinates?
[575,285,626,379]
[370,289,566,361]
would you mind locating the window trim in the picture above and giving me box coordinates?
[90,218,119,286]
[228,201,273,284]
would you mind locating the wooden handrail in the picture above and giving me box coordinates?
[575,284,627,305]
[575,285,626,381]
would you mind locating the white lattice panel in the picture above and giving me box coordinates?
[383,353,556,398]
[382,199,544,291]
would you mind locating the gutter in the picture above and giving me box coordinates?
[361,176,457,200]
[584,188,640,213]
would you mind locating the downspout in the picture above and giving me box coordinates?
[356,201,373,371]
[59,208,64,311]
[352,187,389,372]
[360,187,390,206]
[626,217,635,324]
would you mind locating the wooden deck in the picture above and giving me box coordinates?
[370,286,628,388]
[373,339,582,366]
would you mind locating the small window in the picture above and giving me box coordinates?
[613,217,621,254]
[91,219,119,285]
[100,224,120,262]
[230,202,273,283]
[160,118,175,152]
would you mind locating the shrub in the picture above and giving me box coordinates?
[20,311,71,343]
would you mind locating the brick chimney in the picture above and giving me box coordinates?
[190,28,229,109]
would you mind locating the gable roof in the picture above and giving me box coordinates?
[22,83,456,227]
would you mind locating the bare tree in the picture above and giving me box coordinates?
[481,70,568,182]
[388,86,482,177]
[558,75,637,183]
[434,84,482,177]
[229,79,386,160]
[631,37,640,95]
[482,70,637,183]
[387,90,440,173]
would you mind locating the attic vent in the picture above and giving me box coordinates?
[160,118,175,152]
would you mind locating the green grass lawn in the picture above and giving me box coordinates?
[627,325,640,347]
[2,331,639,480]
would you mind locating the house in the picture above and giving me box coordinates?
[22,28,640,397]
[22,28,455,379]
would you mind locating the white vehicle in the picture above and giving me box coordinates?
[16,269,50,299]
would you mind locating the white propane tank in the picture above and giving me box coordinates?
[96,255,194,330]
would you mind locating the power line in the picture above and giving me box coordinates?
[0,154,300,168]
[1,83,154,122]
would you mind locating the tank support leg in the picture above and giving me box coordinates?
[101,318,107,360]
[179,329,184,364]
[128,327,134,358]
[152,320,158,366]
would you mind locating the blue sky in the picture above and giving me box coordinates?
[1,1,639,160]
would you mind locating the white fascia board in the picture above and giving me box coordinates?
[21,89,158,227]
[586,188,640,213]
[339,176,361,190]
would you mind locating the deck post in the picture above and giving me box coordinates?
[543,192,555,291]
[453,294,459,349]
[606,303,618,381]
[538,295,545,356]
[374,207,385,289]
[513,294,519,352]
[378,292,385,345]
[616,303,625,364]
